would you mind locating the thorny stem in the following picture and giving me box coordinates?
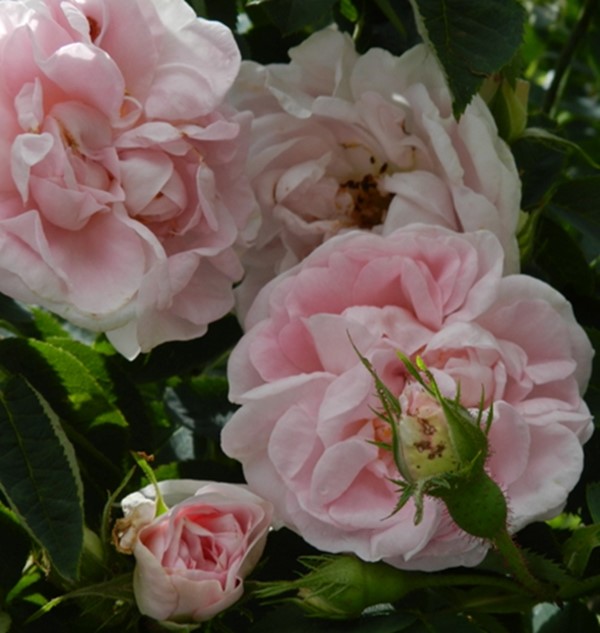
[492,529,552,600]
[542,0,599,115]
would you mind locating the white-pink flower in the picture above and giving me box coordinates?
[119,480,273,624]
[0,0,253,358]
[221,225,593,571]
[231,28,522,321]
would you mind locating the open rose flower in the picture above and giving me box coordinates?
[230,28,522,321]
[221,225,593,571]
[118,480,273,624]
[0,0,253,358]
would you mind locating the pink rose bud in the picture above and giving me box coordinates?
[120,480,272,624]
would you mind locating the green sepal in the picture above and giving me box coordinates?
[131,453,169,517]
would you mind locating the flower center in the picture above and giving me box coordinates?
[87,17,101,42]
[338,170,393,229]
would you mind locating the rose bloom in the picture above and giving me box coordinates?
[230,28,522,321]
[221,225,593,571]
[0,0,253,358]
[117,480,273,624]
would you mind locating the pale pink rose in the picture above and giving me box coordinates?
[0,0,253,358]
[230,28,522,321]
[120,480,273,624]
[221,225,593,571]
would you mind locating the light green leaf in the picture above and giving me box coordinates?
[0,612,10,633]
[0,376,84,582]
[562,525,600,577]
[410,0,526,116]
[0,338,127,431]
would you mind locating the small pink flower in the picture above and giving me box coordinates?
[120,480,273,624]
[0,0,253,358]
[230,28,522,321]
[222,225,593,571]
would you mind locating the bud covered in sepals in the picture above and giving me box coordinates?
[480,74,530,142]
[396,384,461,480]
[254,555,425,619]
[356,346,508,539]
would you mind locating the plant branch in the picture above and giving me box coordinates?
[542,0,599,115]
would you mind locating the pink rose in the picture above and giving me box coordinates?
[119,480,272,624]
[230,28,522,321]
[221,225,593,571]
[0,0,253,358]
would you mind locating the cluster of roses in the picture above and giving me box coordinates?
[0,0,593,627]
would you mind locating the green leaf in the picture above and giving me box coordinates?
[185,0,207,17]
[407,613,482,633]
[249,604,416,632]
[512,128,568,212]
[30,309,70,339]
[203,0,238,29]
[166,374,233,441]
[0,293,38,338]
[0,504,31,597]
[531,601,600,633]
[0,376,84,582]
[246,0,337,35]
[551,176,600,264]
[0,338,128,431]
[582,328,600,421]
[562,524,600,576]
[126,314,242,382]
[587,482,600,524]
[410,0,526,116]
[520,549,573,586]
[530,214,596,297]
[0,612,10,633]
[26,574,135,623]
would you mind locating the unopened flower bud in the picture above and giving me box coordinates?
[481,75,530,142]
[255,555,423,619]
[397,386,460,481]
[79,526,107,581]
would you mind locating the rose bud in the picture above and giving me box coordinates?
[119,480,272,624]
